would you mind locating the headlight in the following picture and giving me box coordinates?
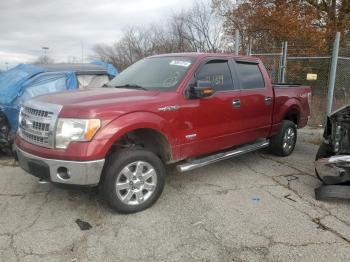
[18,106,24,125]
[55,118,101,149]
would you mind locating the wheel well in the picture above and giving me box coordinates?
[0,111,10,136]
[284,108,299,126]
[107,128,172,163]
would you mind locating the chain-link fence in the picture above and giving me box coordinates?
[336,57,350,100]
[251,39,350,127]
[286,57,331,126]
[251,53,281,83]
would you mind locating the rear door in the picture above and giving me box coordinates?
[232,60,273,140]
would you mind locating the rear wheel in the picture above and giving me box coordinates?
[270,120,297,156]
[100,148,166,213]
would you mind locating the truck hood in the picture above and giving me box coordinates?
[33,87,161,119]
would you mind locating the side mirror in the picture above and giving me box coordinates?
[189,80,214,99]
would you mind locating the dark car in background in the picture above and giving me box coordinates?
[0,62,117,154]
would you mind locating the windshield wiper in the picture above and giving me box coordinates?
[113,84,148,90]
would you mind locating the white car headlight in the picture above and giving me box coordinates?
[55,118,101,149]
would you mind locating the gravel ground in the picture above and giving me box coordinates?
[1,128,350,262]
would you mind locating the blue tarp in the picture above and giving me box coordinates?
[0,61,117,133]
[91,60,118,77]
[1,69,77,132]
[0,64,45,106]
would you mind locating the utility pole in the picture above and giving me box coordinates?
[81,40,84,63]
[42,46,49,57]
[279,41,288,83]
[247,38,252,56]
[235,0,240,55]
[326,32,341,115]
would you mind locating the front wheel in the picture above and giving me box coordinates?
[100,148,166,213]
[269,120,297,156]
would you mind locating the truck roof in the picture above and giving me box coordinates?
[150,52,260,62]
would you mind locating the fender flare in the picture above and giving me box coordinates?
[95,111,175,158]
[278,98,302,125]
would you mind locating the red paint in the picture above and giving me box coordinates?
[16,53,311,162]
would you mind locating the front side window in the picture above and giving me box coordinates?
[236,62,265,89]
[196,60,234,91]
[108,56,194,91]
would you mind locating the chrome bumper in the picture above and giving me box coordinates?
[315,155,350,184]
[16,148,105,186]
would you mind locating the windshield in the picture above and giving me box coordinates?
[107,56,194,91]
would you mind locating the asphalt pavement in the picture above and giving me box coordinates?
[1,128,350,262]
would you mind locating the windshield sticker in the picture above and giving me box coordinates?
[169,60,191,67]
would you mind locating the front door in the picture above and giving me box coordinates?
[177,59,245,158]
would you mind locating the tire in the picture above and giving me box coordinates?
[269,120,297,156]
[315,142,333,184]
[0,114,12,156]
[100,148,166,213]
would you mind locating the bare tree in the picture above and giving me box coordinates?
[67,56,80,63]
[33,55,54,65]
[181,1,225,52]
[92,0,225,70]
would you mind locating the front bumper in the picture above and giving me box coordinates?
[315,155,350,184]
[16,147,105,186]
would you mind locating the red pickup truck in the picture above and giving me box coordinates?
[15,53,311,213]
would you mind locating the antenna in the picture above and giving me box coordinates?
[81,40,84,63]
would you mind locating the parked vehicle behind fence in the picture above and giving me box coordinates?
[0,62,117,154]
[15,53,311,213]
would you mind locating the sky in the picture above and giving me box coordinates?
[0,0,195,70]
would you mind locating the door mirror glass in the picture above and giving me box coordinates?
[189,80,214,99]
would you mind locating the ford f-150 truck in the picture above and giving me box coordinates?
[15,53,311,213]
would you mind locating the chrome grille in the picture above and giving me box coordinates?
[18,101,62,148]
[32,121,50,131]
[21,129,47,145]
[23,107,49,118]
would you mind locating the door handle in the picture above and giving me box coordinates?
[265,96,272,105]
[232,99,241,108]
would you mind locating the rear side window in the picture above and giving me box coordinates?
[196,60,234,91]
[236,62,265,89]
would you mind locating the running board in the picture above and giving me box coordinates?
[176,140,270,172]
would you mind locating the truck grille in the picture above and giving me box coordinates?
[24,107,50,118]
[18,101,62,148]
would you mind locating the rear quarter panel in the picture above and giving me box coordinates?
[271,86,311,135]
